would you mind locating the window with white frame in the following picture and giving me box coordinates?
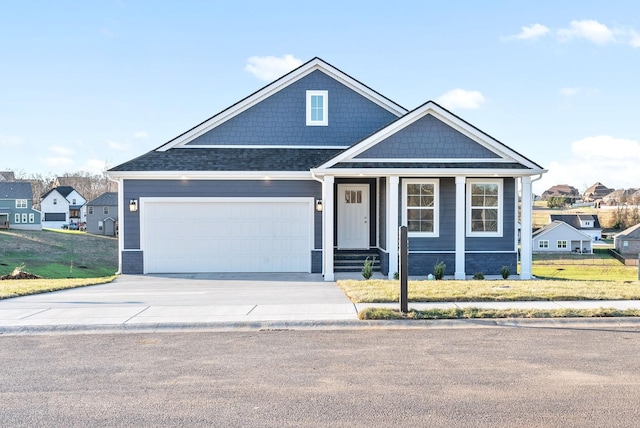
[29,213,35,223]
[557,240,567,249]
[21,213,27,223]
[403,179,439,236]
[103,206,109,215]
[467,179,502,236]
[306,90,328,126]
[16,199,27,208]
[14,213,20,223]
[539,240,549,249]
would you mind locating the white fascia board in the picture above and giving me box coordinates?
[157,58,406,152]
[317,101,544,171]
[106,170,314,180]
[345,158,514,163]
[311,167,547,178]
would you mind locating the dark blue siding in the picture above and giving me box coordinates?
[122,251,143,275]
[355,115,500,159]
[408,253,456,277]
[186,70,399,147]
[466,253,517,276]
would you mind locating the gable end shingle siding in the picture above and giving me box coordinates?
[355,115,500,159]
[185,70,399,147]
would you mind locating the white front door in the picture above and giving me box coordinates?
[337,184,369,249]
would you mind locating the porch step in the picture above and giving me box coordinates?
[334,250,380,273]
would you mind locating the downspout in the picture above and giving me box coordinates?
[107,174,123,275]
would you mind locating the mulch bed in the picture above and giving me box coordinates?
[0,271,41,280]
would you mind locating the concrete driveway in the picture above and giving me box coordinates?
[0,273,360,329]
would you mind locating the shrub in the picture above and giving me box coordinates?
[433,261,446,280]
[393,271,399,280]
[501,265,511,279]
[361,256,374,280]
[473,272,485,280]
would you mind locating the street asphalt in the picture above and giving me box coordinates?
[1,273,640,334]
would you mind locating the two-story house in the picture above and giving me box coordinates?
[0,182,42,230]
[86,192,118,236]
[40,186,86,229]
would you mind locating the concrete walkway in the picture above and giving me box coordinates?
[1,274,639,333]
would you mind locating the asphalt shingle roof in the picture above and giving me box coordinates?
[88,192,118,206]
[108,148,346,172]
[0,182,33,199]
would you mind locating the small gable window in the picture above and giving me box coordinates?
[16,199,27,209]
[306,90,328,126]
[557,240,567,249]
[539,240,549,249]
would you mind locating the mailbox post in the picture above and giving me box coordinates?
[399,226,408,313]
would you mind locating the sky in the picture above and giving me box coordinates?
[1,1,639,195]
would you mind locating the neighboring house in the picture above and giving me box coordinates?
[602,188,639,206]
[541,184,580,203]
[0,182,42,230]
[86,192,118,236]
[532,221,593,254]
[0,171,16,181]
[40,186,87,229]
[614,223,640,256]
[549,214,602,241]
[107,57,546,280]
[583,182,613,203]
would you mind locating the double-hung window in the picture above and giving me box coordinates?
[306,90,328,126]
[467,179,502,236]
[403,179,439,237]
[16,199,27,208]
[557,240,567,249]
[539,240,549,249]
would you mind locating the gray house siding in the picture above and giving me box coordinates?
[186,70,399,147]
[355,115,500,159]
[122,179,322,274]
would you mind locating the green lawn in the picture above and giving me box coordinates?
[0,229,118,279]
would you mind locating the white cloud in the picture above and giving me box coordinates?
[133,131,148,139]
[629,30,640,48]
[504,23,550,41]
[108,140,130,151]
[0,135,23,147]
[41,157,75,169]
[82,159,111,174]
[244,54,303,81]
[436,89,485,110]
[534,136,640,194]
[558,20,616,45]
[49,145,75,156]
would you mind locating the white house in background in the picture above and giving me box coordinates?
[549,214,602,241]
[40,186,86,229]
[533,221,593,254]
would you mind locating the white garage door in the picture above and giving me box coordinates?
[142,198,313,273]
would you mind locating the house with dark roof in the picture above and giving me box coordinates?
[86,192,118,236]
[541,184,580,203]
[0,182,42,230]
[533,221,593,254]
[583,182,613,203]
[40,186,86,229]
[107,58,547,280]
[614,223,640,256]
[549,214,602,241]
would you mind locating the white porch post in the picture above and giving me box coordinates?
[455,176,466,280]
[323,176,335,281]
[520,176,533,279]
[387,176,399,279]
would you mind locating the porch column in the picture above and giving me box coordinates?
[455,176,466,280]
[520,176,533,279]
[323,175,335,281]
[387,176,399,279]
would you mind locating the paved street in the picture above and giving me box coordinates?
[2,326,639,427]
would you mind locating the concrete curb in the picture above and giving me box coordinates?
[2,317,640,336]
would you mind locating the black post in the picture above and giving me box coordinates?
[399,226,408,313]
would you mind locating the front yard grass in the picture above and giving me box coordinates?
[0,276,116,299]
[358,307,640,320]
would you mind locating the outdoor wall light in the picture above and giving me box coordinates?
[315,200,323,212]
[129,199,138,212]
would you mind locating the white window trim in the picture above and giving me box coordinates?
[466,178,503,237]
[14,213,20,223]
[29,213,35,223]
[402,178,440,237]
[103,206,109,215]
[306,90,328,126]
[539,240,549,249]
[16,199,27,208]
[557,240,567,249]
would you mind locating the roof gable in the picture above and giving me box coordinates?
[617,222,640,238]
[533,221,593,241]
[315,101,545,173]
[549,214,601,229]
[88,192,118,206]
[157,58,407,151]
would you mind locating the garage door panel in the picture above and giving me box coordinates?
[143,200,312,273]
